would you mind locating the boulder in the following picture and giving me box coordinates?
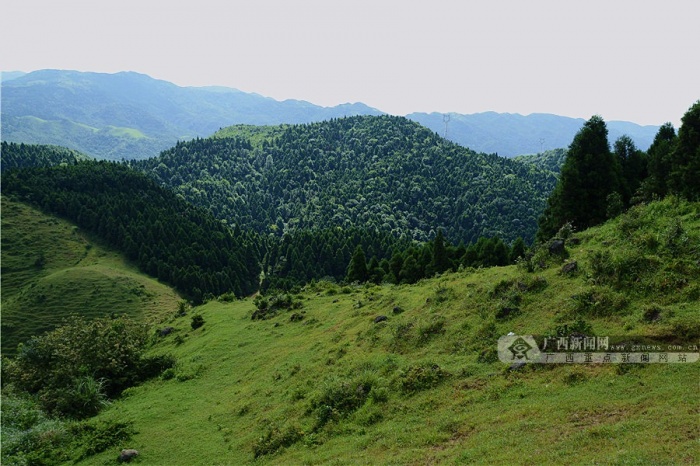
[373,315,388,323]
[548,239,566,256]
[118,449,139,462]
[561,261,578,274]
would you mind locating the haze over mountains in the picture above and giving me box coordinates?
[2,70,660,160]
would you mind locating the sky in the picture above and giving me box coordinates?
[2,0,698,126]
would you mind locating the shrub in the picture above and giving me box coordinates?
[571,288,628,317]
[69,419,134,460]
[397,363,450,393]
[191,314,205,330]
[6,315,171,418]
[252,424,304,458]
[417,316,446,344]
[310,372,378,430]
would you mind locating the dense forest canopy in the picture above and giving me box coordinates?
[1,161,261,303]
[133,115,557,245]
[1,141,91,172]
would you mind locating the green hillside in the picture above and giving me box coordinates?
[514,148,567,174]
[134,115,557,244]
[2,161,262,302]
[62,197,698,465]
[1,196,181,355]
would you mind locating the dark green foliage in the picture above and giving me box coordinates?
[191,315,205,330]
[428,229,451,276]
[346,245,369,283]
[2,160,260,301]
[1,141,90,171]
[514,148,568,174]
[69,419,135,461]
[261,227,408,291]
[4,315,170,418]
[668,101,700,201]
[613,135,647,206]
[537,116,622,240]
[644,123,677,199]
[1,390,135,465]
[509,237,527,263]
[251,293,302,320]
[132,116,556,245]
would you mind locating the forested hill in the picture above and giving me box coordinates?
[2,161,261,303]
[1,141,91,172]
[133,115,557,244]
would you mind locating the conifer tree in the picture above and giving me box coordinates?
[668,101,700,201]
[613,135,647,206]
[346,245,369,283]
[645,123,676,198]
[428,229,451,275]
[537,115,621,241]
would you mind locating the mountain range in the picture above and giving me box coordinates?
[1,70,660,159]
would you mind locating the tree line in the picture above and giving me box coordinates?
[537,100,700,240]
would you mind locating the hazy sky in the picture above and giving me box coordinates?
[3,0,698,126]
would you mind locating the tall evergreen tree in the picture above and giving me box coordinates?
[613,135,647,206]
[428,229,451,275]
[346,245,369,283]
[645,123,677,198]
[537,115,621,241]
[509,237,527,263]
[668,101,700,201]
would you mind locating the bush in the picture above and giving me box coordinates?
[6,315,171,418]
[571,288,628,317]
[252,424,303,458]
[69,418,134,461]
[417,316,446,344]
[310,372,379,430]
[191,314,205,330]
[0,389,134,464]
[397,363,450,393]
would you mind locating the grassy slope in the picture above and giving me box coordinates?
[81,198,698,465]
[1,196,181,355]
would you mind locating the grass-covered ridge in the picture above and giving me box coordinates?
[73,197,698,465]
[0,196,181,355]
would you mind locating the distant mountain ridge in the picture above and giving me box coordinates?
[2,69,660,159]
[407,112,660,158]
[1,70,382,159]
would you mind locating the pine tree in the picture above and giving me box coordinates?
[645,123,676,199]
[537,115,621,241]
[669,101,700,201]
[428,229,451,275]
[509,237,527,263]
[613,135,647,206]
[346,245,369,283]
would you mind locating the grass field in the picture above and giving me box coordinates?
[1,196,181,355]
[73,197,699,465]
